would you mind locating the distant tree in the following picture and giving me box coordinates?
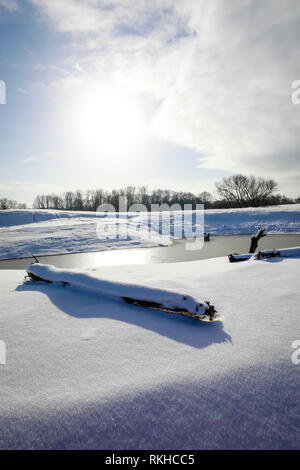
[136,186,150,209]
[0,198,11,210]
[0,198,27,210]
[87,189,105,211]
[33,195,46,209]
[277,195,294,205]
[215,174,278,208]
[198,191,213,208]
[64,191,74,211]
[124,186,136,208]
[73,190,84,211]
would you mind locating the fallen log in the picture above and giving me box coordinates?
[228,253,253,263]
[228,249,281,263]
[122,297,216,321]
[228,228,267,262]
[26,271,70,285]
[257,249,280,259]
[25,263,217,322]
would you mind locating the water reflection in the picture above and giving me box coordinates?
[1,234,300,270]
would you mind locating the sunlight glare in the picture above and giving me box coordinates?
[76,89,143,155]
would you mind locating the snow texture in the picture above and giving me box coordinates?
[0,253,300,449]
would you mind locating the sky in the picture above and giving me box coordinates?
[0,0,300,205]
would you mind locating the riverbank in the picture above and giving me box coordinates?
[1,204,300,260]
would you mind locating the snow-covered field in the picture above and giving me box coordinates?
[1,204,300,260]
[0,210,169,260]
[0,252,299,449]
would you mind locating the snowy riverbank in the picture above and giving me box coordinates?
[0,252,299,449]
[0,205,300,260]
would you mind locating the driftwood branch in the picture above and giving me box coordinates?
[228,228,267,263]
[249,228,266,253]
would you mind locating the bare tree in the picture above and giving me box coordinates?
[0,198,11,210]
[198,191,213,208]
[215,174,278,207]
[0,198,27,210]
[30,178,293,212]
[73,190,84,211]
[33,195,46,209]
[136,186,150,208]
[64,191,74,211]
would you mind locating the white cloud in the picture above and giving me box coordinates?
[0,0,19,12]
[30,0,300,193]
[154,1,300,179]
[30,0,102,33]
[30,0,180,36]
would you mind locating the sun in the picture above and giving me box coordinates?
[75,88,143,154]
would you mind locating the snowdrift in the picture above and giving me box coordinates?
[26,263,216,321]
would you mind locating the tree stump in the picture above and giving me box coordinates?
[228,228,267,262]
[249,228,266,253]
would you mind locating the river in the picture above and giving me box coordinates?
[1,233,300,270]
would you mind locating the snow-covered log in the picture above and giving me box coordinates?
[228,246,300,262]
[229,227,267,262]
[229,250,280,263]
[26,264,216,321]
[228,253,254,263]
[257,249,280,259]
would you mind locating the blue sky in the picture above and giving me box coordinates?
[0,0,300,205]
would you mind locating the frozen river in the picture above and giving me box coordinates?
[1,233,300,269]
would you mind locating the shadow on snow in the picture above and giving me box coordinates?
[16,280,232,349]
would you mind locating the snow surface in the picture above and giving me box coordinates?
[1,204,300,259]
[0,210,170,260]
[0,253,299,449]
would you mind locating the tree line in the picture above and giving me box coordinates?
[32,175,299,211]
[0,198,27,210]
[1,175,299,212]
